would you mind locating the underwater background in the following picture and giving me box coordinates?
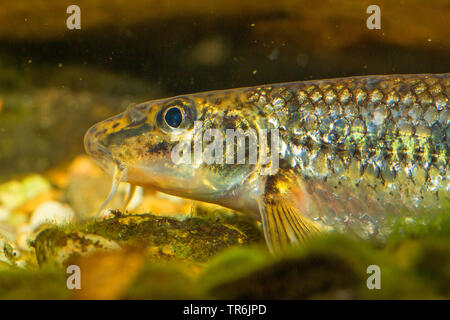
[0,0,449,299]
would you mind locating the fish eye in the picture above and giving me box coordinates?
[157,98,196,134]
[164,107,183,128]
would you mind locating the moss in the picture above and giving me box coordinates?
[197,245,270,293]
[123,261,202,299]
[198,235,371,299]
[31,213,254,267]
[386,200,449,241]
[192,203,264,244]
[0,267,68,299]
[83,213,253,262]
[385,238,450,299]
[31,227,120,267]
[197,233,446,299]
[413,240,450,297]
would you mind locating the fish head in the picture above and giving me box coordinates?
[84,93,262,203]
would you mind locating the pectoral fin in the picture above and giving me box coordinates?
[96,165,125,218]
[258,172,321,253]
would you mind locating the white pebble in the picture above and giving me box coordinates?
[0,208,10,221]
[30,201,75,230]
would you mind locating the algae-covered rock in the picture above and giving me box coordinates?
[191,202,264,244]
[87,213,254,262]
[32,213,256,266]
[31,228,120,267]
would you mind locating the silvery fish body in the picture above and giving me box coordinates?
[84,73,449,251]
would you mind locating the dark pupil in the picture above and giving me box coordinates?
[164,107,182,128]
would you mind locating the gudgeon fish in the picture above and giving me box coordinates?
[84,74,449,252]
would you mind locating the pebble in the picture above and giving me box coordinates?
[30,201,75,231]
[0,174,52,210]
[0,222,16,242]
[16,224,33,251]
[0,207,10,221]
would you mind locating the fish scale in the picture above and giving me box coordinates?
[242,74,448,237]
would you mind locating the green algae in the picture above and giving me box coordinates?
[31,227,120,267]
[0,268,69,299]
[31,213,254,266]
[197,233,445,299]
[198,236,367,299]
[191,203,265,244]
[387,201,450,243]
[85,214,252,262]
[123,262,202,299]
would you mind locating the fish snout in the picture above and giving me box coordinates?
[84,123,113,162]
